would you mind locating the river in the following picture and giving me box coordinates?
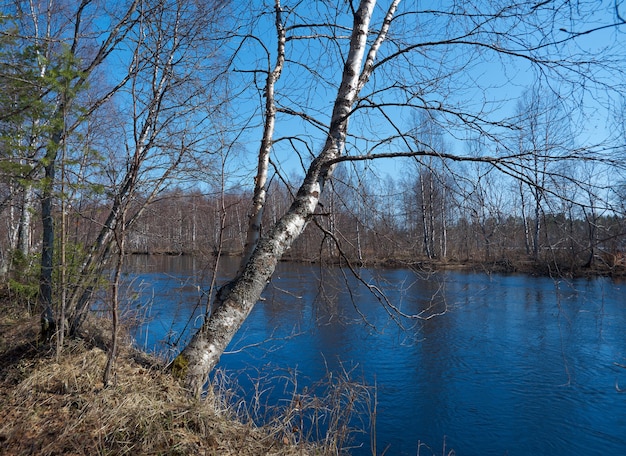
[124,255,626,455]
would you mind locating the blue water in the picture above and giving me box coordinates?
[126,255,626,455]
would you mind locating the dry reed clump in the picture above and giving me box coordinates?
[0,314,317,456]
[209,363,375,456]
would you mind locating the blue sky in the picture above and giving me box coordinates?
[39,0,622,198]
[215,0,626,192]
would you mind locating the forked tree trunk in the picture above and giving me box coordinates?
[175,0,398,397]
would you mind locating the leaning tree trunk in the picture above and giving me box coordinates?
[175,0,397,397]
[173,201,322,395]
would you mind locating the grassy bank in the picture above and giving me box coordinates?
[0,295,325,456]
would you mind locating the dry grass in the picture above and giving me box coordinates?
[0,301,324,455]
[209,364,374,455]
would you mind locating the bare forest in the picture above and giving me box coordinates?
[2,0,626,433]
[99,176,626,274]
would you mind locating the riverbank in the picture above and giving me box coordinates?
[128,249,626,279]
[0,290,319,455]
[360,257,626,278]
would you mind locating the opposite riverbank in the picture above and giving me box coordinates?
[128,249,626,279]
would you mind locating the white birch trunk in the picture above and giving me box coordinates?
[420,173,432,258]
[176,0,390,397]
[441,184,447,258]
[17,185,34,258]
[238,0,286,273]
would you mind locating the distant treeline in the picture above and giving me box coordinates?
[114,178,626,276]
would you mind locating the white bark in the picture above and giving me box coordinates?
[238,0,286,273]
[17,185,34,257]
[177,0,386,397]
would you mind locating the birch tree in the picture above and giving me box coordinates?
[175,0,394,396]
[0,0,142,339]
[170,0,626,395]
[1,0,227,345]
[67,0,228,336]
[513,87,573,261]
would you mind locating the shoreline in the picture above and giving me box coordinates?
[124,250,626,280]
[0,298,319,455]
